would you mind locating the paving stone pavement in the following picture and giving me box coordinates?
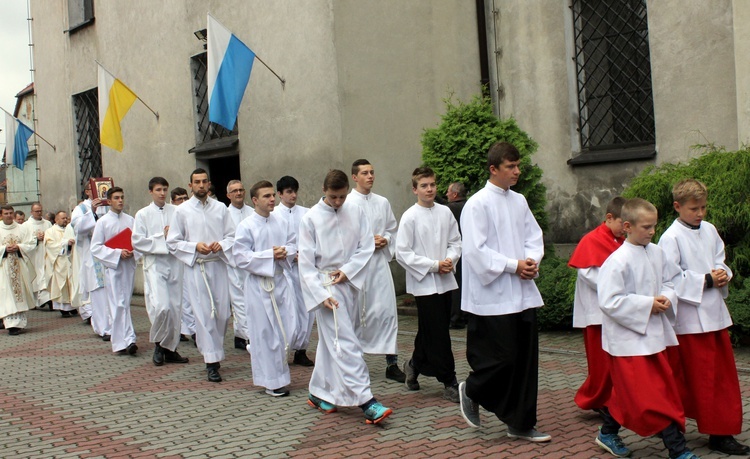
[2,303,749,458]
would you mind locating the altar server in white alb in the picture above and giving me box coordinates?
[24,202,52,310]
[167,168,234,383]
[396,167,462,403]
[226,179,252,350]
[299,169,392,425]
[44,211,80,316]
[71,181,111,340]
[132,177,190,367]
[0,205,37,335]
[458,142,551,443]
[170,187,196,344]
[91,187,139,356]
[234,180,298,397]
[659,179,749,456]
[348,159,404,383]
[275,175,314,367]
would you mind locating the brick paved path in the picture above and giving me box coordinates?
[1,303,748,458]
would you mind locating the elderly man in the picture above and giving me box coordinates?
[446,182,467,329]
[226,179,251,350]
[0,205,37,335]
[45,211,79,317]
[24,202,53,310]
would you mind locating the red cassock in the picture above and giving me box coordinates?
[574,325,612,410]
[667,329,743,435]
[607,351,686,437]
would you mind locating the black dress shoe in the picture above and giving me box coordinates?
[192,333,197,347]
[234,337,247,349]
[69,309,78,316]
[293,349,315,367]
[449,322,466,330]
[60,311,72,318]
[164,349,189,364]
[153,343,165,366]
[126,343,138,356]
[82,317,91,325]
[709,435,750,455]
[206,363,222,382]
[386,364,406,383]
[102,334,111,342]
[180,334,189,342]
[8,327,21,336]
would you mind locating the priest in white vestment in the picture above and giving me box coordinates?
[166,169,234,383]
[44,211,80,315]
[226,180,252,350]
[91,188,139,356]
[0,206,37,335]
[274,175,314,366]
[234,181,298,397]
[133,177,189,366]
[348,160,403,382]
[23,202,52,309]
[71,183,111,339]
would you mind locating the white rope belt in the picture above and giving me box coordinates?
[320,270,342,358]
[260,271,289,355]
[196,258,219,319]
[360,281,367,328]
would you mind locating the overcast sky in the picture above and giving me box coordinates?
[0,0,34,148]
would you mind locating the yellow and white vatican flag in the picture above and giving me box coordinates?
[97,63,138,152]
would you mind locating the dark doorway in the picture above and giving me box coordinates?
[207,155,240,206]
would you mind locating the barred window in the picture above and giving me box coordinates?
[569,0,655,164]
[72,88,102,198]
[189,52,238,155]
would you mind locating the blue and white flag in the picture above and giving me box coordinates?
[207,14,256,131]
[4,112,34,171]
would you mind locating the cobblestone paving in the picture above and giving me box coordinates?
[1,304,748,458]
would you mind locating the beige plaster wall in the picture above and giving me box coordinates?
[734,0,750,145]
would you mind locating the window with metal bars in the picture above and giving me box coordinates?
[190,52,238,152]
[569,0,656,165]
[72,88,102,198]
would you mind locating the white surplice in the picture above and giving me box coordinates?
[133,202,183,351]
[347,189,398,355]
[234,211,298,390]
[23,217,51,306]
[71,200,111,336]
[44,224,80,307]
[166,196,234,364]
[275,203,314,350]
[598,241,679,357]
[91,211,139,353]
[658,219,733,334]
[396,203,461,296]
[460,181,544,316]
[299,198,375,407]
[0,222,36,328]
[227,203,251,341]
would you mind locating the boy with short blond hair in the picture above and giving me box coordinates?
[658,179,748,456]
[396,167,462,402]
[568,197,627,456]
[598,198,696,459]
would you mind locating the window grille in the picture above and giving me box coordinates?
[571,0,654,151]
[72,88,102,198]
[191,52,238,145]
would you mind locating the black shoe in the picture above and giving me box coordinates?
[0,319,4,330]
[60,311,72,318]
[153,343,165,366]
[207,363,222,382]
[8,327,21,336]
[293,350,315,367]
[102,334,111,342]
[709,435,750,455]
[386,364,406,383]
[43,301,53,310]
[234,337,247,349]
[449,322,466,330]
[126,343,138,356]
[164,349,189,364]
[82,318,91,325]
[69,309,78,316]
[192,333,197,347]
[404,359,420,390]
[180,334,189,342]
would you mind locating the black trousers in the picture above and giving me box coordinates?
[411,292,456,384]
[465,309,539,430]
[450,259,465,325]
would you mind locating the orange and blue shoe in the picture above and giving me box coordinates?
[307,394,337,414]
[363,402,393,424]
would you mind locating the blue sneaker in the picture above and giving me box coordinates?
[363,402,393,424]
[595,431,631,457]
[672,452,700,459]
[307,394,337,414]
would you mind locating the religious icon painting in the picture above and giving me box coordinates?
[90,177,114,206]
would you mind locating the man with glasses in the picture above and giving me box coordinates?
[226,180,252,351]
[23,202,53,311]
[171,187,195,344]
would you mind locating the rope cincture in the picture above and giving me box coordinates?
[260,268,289,355]
[196,258,219,319]
[321,270,342,358]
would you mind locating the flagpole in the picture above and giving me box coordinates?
[95,60,160,120]
[254,55,285,89]
[0,106,56,151]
